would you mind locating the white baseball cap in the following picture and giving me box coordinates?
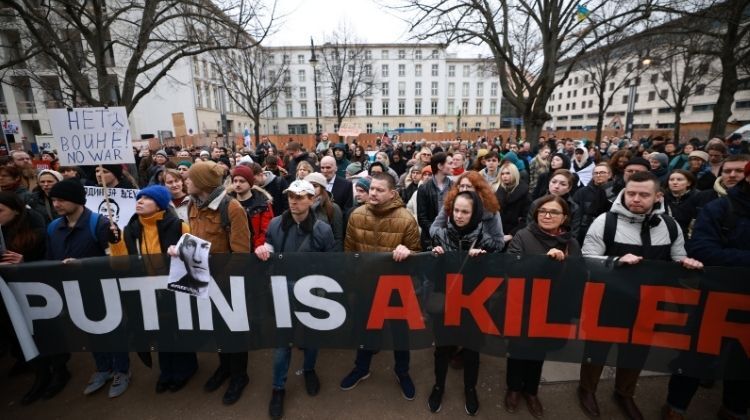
[283,180,315,196]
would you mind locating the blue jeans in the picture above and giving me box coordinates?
[355,350,409,376]
[272,347,318,390]
[92,352,130,374]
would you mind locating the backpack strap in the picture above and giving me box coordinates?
[603,212,618,255]
[47,217,63,237]
[88,212,101,240]
[218,195,232,232]
[660,214,678,243]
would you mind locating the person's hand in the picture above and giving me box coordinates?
[432,246,444,255]
[468,248,486,257]
[255,244,271,261]
[503,234,513,243]
[62,258,77,264]
[546,248,566,261]
[618,254,643,265]
[681,257,704,270]
[0,251,23,264]
[166,245,179,257]
[392,244,411,262]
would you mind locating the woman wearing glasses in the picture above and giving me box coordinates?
[505,194,582,418]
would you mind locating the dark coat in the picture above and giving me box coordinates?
[687,181,750,266]
[417,176,454,249]
[663,189,697,235]
[330,176,354,214]
[507,222,582,257]
[265,210,336,253]
[46,208,112,260]
[572,182,612,245]
[496,181,531,236]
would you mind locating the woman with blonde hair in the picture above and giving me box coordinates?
[164,169,190,222]
[528,146,550,195]
[496,162,531,243]
[295,161,315,180]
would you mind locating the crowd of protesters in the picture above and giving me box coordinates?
[0,130,749,420]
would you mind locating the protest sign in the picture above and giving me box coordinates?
[167,234,212,299]
[1,253,748,380]
[84,186,138,230]
[48,107,135,166]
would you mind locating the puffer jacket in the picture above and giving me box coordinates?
[429,207,504,252]
[187,187,251,254]
[582,189,687,262]
[431,220,500,253]
[687,180,750,266]
[345,196,421,252]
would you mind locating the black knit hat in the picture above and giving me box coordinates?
[102,164,123,179]
[48,179,86,205]
[626,156,650,171]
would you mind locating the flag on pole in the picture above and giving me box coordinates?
[576,4,590,21]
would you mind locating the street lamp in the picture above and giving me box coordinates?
[309,37,320,142]
[624,56,651,139]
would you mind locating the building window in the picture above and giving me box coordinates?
[415,50,422,60]
[489,122,496,128]
[430,122,437,132]
[349,101,356,116]
[695,84,706,95]
[398,81,406,97]
[381,82,389,96]
[491,82,498,96]
[736,100,750,109]
[462,101,469,115]
[463,65,470,77]
[415,81,422,96]
[365,50,372,60]
[398,49,406,59]
[609,82,615,91]
[692,103,715,112]
[447,100,455,115]
[195,82,203,107]
[448,82,455,97]
[663,71,672,82]
[300,103,307,117]
[648,91,655,101]
[381,64,389,77]
[285,102,293,118]
[366,101,372,116]
[431,101,438,115]
[398,64,405,77]
[415,122,421,128]
[315,102,321,117]
[583,87,587,95]
[431,81,438,96]
[271,103,278,118]
[476,100,483,114]
[415,64,422,77]
[298,70,305,82]
[272,125,279,134]
[660,89,668,99]
[462,82,469,97]
[366,123,373,133]
[431,49,438,59]
[490,100,497,114]
[415,101,422,115]
[382,101,389,115]
[299,87,307,99]
[581,101,586,109]
[382,123,389,131]
[476,82,484,97]
[448,65,455,77]
[622,95,628,104]
[398,100,405,115]
[297,54,305,64]
[431,64,439,76]
[381,50,389,60]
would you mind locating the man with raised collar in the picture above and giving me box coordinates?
[320,155,353,213]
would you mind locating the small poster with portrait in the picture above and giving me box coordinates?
[167,234,212,299]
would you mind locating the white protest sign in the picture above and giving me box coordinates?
[48,107,135,166]
[85,186,138,230]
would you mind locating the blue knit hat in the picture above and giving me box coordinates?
[136,185,171,210]
[356,176,371,192]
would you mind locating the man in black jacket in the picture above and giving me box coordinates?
[572,162,614,244]
[320,156,353,213]
[416,152,453,249]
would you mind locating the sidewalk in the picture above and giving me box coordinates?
[1,349,724,419]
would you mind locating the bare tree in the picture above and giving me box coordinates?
[209,45,289,145]
[398,0,656,147]
[0,0,277,114]
[580,33,650,143]
[318,23,376,130]
[650,33,717,141]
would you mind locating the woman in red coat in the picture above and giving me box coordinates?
[229,163,273,250]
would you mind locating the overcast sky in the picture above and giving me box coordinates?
[263,0,487,56]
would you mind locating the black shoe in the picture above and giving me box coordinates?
[269,389,285,419]
[204,368,230,392]
[428,385,443,413]
[155,380,170,394]
[21,373,51,405]
[169,376,191,393]
[41,369,71,400]
[222,375,249,405]
[304,370,320,396]
[465,387,479,416]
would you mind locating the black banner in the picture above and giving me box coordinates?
[1,253,748,380]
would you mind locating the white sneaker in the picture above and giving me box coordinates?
[108,372,131,398]
[84,371,113,395]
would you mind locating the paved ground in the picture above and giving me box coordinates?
[1,350,724,419]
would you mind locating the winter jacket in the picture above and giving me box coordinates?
[582,189,687,262]
[663,189,696,235]
[187,187,251,254]
[527,157,548,196]
[110,210,189,256]
[2,207,46,262]
[265,210,335,253]
[431,219,500,253]
[572,182,612,245]
[687,180,750,266]
[28,189,60,224]
[496,181,531,235]
[171,194,191,222]
[429,207,504,252]
[692,163,717,191]
[233,186,274,251]
[529,194,583,242]
[417,176,453,249]
[263,171,289,217]
[507,222,582,257]
[46,208,113,260]
[312,199,344,251]
[345,196,421,253]
[571,158,595,188]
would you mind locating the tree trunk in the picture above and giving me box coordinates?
[673,109,682,144]
[709,57,738,138]
[253,114,261,147]
[595,113,605,145]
